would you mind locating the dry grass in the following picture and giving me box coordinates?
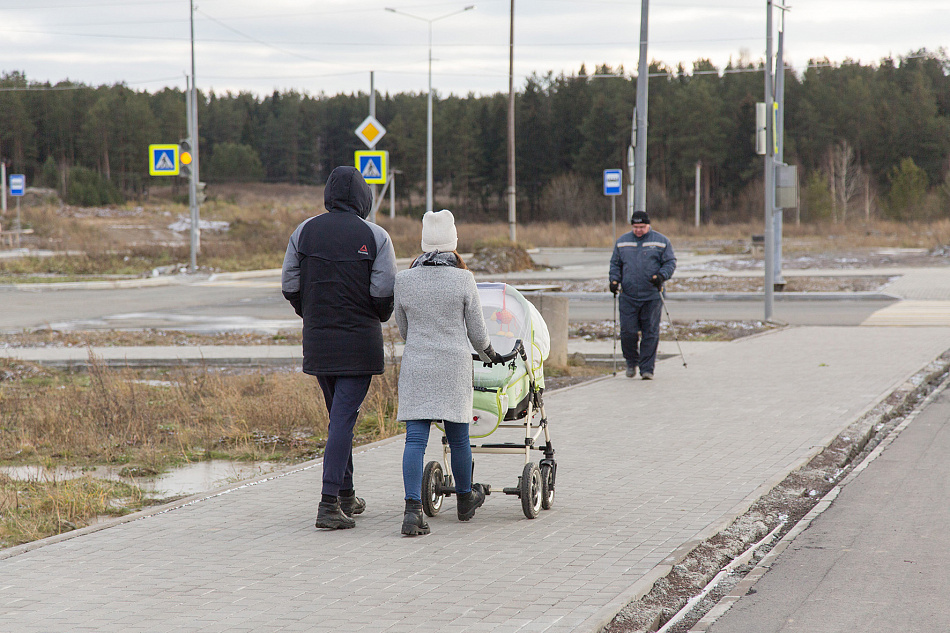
[0,353,368,468]
[1,329,302,349]
[0,473,148,547]
[4,184,949,278]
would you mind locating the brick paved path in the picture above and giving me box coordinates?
[3,327,949,633]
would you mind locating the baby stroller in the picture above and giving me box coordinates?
[421,282,556,519]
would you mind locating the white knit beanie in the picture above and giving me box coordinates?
[420,209,458,252]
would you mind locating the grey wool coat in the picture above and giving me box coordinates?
[394,262,491,425]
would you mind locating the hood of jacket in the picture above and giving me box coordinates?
[324,166,373,218]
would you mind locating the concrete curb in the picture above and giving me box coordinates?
[684,361,950,632]
[565,291,901,302]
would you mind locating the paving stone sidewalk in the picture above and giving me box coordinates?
[3,326,950,633]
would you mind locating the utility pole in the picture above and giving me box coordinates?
[369,71,378,222]
[773,6,787,289]
[633,0,650,218]
[187,0,200,272]
[763,0,775,320]
[507,0,517,242]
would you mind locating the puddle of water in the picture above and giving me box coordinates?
[0,460,281,497]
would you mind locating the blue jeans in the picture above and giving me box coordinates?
[619,295,662,374]
[403,420,472,502]
[316,375,373,497]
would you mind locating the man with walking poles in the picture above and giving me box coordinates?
[609,209,677,380]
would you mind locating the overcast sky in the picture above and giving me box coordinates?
[1,0,946,98]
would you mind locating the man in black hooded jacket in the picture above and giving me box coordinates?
[282,166,397,529]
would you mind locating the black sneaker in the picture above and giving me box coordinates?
[457,483,487,521]
[339,494,366,516]
[625,366,636,378]
[401,500,430,536]
[315,500,356,529]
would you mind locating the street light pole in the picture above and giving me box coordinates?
[426,19,434,215]
[507,0,516,243]
[386,5,475,215]
[633,0,650,218]
[764,0,775,320]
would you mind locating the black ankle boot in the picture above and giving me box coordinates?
[339,492,366,516]
[401,500,430,536]
[315,499,356,530]
[457,483,487,521]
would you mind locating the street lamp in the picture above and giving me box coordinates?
[386,4,475,214]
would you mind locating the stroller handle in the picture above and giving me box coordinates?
[472,339,525,365]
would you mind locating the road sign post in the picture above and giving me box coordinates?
[9,174,25,248]
[604,169,622,240]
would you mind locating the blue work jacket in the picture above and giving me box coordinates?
[609,228,677,301]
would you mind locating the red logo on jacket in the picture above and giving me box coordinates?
[358,244,369,254]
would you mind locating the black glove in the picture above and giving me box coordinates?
[609,280,620,296]
[478,344,505,365]
[651,274,665,290]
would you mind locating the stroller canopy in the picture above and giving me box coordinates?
[472,283,550,366]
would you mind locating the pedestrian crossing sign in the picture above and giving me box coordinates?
[149,144,180,176]
[355,150,388,185]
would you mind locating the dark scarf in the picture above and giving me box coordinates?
[411,251,459,268]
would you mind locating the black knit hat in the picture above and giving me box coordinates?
[630,210,650,225]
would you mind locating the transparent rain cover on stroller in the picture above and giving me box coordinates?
[467,283,550,437]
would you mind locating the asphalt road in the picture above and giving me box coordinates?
[0,280,896,333]
[569,295,897,326]
[707,381,950,633]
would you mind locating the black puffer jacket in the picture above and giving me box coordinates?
[281,167,397,376]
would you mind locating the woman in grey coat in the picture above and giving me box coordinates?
[394,209,504,536]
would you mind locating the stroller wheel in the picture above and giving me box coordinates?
[520,462,542,519]
[422,461,444,517]
[540,463,555,510]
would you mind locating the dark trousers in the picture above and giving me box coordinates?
[316,375,373,497]
[619,296,662,374]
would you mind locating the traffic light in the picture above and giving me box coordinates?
[178,140,193,177]
[196,181,207,204]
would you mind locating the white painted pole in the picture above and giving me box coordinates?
[694,160,701,227]
[389,172,396,219]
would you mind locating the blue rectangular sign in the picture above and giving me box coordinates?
[603,169,622,196]
[9,174,25,196]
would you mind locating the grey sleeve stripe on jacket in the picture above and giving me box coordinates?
[281,218,311,294]
[365,221,397,298]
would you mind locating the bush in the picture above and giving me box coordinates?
[802,170,833,221]
[885,158,928,220]
[540,173,600,224]
[206,143,265,183]
[65,166,123,206]
[40,156,59,191]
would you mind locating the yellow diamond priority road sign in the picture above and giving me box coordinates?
[355,115,386,149]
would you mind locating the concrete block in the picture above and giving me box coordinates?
[524,292,569,367]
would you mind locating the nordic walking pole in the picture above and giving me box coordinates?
[612,291,619,375]
[659,291,687,368]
